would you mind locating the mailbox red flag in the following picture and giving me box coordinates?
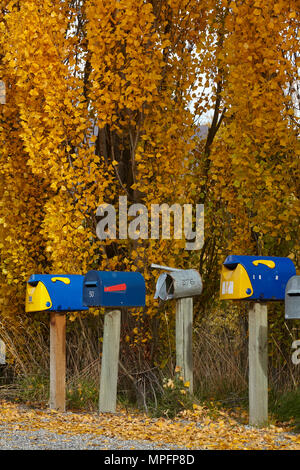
[104,283,127,292]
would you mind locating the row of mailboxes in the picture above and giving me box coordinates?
[25,269,204,312]
[25,269,201,313]
[25,256,299,317]
[25,271,146,312]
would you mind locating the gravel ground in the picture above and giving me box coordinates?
[0,423,185,450]
[1,400,299,452]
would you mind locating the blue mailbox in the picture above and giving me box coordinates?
[83,270,145,308]
[220,255,296,301]
[25,274,88,313]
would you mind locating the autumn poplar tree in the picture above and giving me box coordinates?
[208,0,299,260]
[0,0,298,393]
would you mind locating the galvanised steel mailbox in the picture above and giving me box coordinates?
[25,274,88,313]
[220,255,296,301]
[83,270,145,308]
[154,269,202,301]
[285,275,300,319]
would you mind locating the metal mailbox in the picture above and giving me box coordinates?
[154,269,203,301]
[285,275,300,319]
[82,270,145,308]
[220,255,296,301]
[25,274,88,313]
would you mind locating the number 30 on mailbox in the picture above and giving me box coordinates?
[83,270,146,308]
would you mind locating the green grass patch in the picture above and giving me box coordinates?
[66,378,98,411]
[148,372,195,419]
[14,373,49,406]
[270,388,300,432]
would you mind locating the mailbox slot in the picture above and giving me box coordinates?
[165,276,174,297]
[84,281,98,287]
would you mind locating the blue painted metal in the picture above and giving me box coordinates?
[83,270,146,308]
[27,274,88,312]
[223,255,296,301]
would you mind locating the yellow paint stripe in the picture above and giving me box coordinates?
[51,277,71,285]
[252,260,275,269]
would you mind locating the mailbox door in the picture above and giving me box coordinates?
[25,281,52,312]
[154,273,170,300]
[220,264,253,300]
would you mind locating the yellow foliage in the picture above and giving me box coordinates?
[0,0,298,370]
[208,0,299,258]
[0,399,300,450]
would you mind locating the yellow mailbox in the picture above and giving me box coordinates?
[26,280,53,313]
[220,262,253,300]
[220,255,296,301]
[25,274,88,313]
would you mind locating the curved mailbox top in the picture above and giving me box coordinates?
[285,275,300,319]
[83,270,145,308]
[26,274,88,312]
[220,255,296,301]
[154,269,203,301]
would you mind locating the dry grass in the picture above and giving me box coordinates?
[0,309,299,413]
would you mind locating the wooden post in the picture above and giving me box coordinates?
[248,302,268,427]
[99,310,121,413]
[50,312,66,412]
[176,297,193,393]
[0,339,6,365]
[0,80,5,104]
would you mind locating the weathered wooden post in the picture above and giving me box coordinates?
[99,310,121,413]
[248,302,268,427]
[176,297,194,392]
[0,339,6,365]
[220,255,296,427]
[0,80,6,104]
[152,264,203,393]
[50,312,66,412]
[82,270,146,413]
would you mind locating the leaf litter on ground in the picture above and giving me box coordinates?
[0,399,299,450]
